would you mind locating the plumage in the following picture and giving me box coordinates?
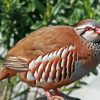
[0,19,100,99]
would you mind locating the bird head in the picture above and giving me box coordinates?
[74,19,100,43]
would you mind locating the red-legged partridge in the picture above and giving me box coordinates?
[0,19,100,100]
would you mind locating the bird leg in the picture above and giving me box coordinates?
[52,88,64,100]
[45,91,51,97]
[45,89,64,100]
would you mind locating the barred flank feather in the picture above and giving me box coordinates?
[26,46,78,84]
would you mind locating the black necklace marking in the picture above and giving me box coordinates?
[86,41,100,62]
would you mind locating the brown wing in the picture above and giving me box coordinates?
[7,26,80,61]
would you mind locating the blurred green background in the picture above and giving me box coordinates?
[0,0,100,100]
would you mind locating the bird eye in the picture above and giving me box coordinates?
[85,26,93,31]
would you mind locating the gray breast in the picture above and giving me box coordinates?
[71,61,90,81]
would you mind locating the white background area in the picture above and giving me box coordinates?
[70,66,100,100]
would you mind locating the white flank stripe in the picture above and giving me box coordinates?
[49,71,52,79]
[48,52,53,59]
[52,51,57,58]
[56,71,59,80]
[34,71,38,78]
[42,54,49,61]
[61,48,68,58]
[56,63,59,70]
[68,45,74,51]
[40,78,45,83]
[61,59,64,67]
[38,62,43,72]
[45,62,50,72]
[62,69,64,75]
[66,52,72,74]
[29,60,35,70]
[36,80,39,84]
[42,72,45,79]
[29,56,42,70]
[57,48,63,56]
[62,69,64,79]
[27,71,34,80]
[50,63,54,71]
[35,56,42,63]
[47,78,52,82]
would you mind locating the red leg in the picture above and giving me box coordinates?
[45,90,53,100]
[45,91,51,97]
[52,88,64,100]
[53,88,59,95]
[45,89,64,100]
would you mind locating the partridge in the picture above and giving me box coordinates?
[0,19,100,100]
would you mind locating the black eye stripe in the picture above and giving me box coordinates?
[92,28,96,31]
[80,30,86,36]
[79,30,90,41]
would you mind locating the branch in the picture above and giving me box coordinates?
[1,85,8,100]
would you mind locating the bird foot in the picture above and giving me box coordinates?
[47,96,64,100]
[45,91,64,100]
[52,96,64,100]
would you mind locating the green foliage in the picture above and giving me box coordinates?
[60,80,88,94]
[0,0,100,50]
[0,0,100,99]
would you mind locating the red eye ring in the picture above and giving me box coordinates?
[85,26,93,31]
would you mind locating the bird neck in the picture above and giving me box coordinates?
[84,40,100,63]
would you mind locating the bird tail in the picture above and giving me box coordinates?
[0,68,16,81]
[3,56,28,71]
[0,56,29,81]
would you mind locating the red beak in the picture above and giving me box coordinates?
[95,28,100,34]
